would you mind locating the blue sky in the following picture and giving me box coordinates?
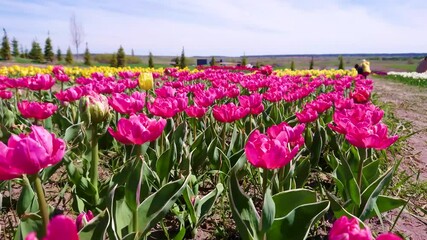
[1,0,426,56]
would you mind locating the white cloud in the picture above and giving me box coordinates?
[1,0,426,55]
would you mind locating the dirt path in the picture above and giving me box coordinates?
[373,78,427,180]
[372,77,427,239]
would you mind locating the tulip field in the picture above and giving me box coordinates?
[0,65,406,239]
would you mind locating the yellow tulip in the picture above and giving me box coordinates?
[138,72,154,90]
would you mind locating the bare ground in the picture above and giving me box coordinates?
[371,77,427,240]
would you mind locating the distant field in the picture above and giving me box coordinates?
[1,54,425,73]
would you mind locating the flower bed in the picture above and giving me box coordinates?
[0,65,403,239]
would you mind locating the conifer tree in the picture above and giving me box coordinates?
[12,38,19,57]
[179,47,187,69]
[83,42,91,66]
[57,48,62,62]
[117,46,126,67]
[309,57,314,70]
[44,36,54,62]
[29,40,44,63]
[0,28,12,60]
[110,53,118,67]
[290,60,295,70]
[338,55,344,70]
[173,56,179,66]
[148,52,154,68]
[241,54,247,66]
[210,56,216,66]
[65,47,73,64]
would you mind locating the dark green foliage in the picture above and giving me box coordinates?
[148,51,154,68]
[241,54,247,66]
[84,43,91,66]
[44,37,54,62]
[210,56,216,66]
[338,55,344,70]
[290,60,295,70]
[110,53,118,67]
[57,48,62,62]
[117,46,126,67]
[29,40,44,63]
[309,57,314,70]
[173,56,179,66]
[179,47,187,69]
[65,47,73,64]
[1,28,12,60]
[12,38,19,57]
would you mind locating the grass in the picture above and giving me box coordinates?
[375,74,427,88]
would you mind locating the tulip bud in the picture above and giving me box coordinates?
[76,210,94,231]
[138,73,154,90]
[79,92,110,125]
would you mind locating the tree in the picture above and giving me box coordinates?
[83,42,91,66]
[338,55,344,70]
[70,14,84,61]
[29,40,44,63]
[210,56,216,66]
[44,36,54,62]
[290,60,295,70]
[148,51,154,68]
[131,49,135,57]
[12,38,19,57]
[110,53,118,67]
[241,54,247,66]
[116,46,126,67]
[173,56,179,66]
[1,28,12,60]
[179,47,187,69]
[65,47,73,64]
[57,48,62,62]
[309,57,314,70]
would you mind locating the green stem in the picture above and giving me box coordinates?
[61,81,64,92]
[89,123,99,203]
[262,169,269,196]
[34,175,49,236]
[357,148,367,189]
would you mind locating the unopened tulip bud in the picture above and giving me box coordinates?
[79,92,110,125]
[76,210,94,231]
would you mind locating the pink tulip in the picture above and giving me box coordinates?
[238,93,264,115]
[185,105,207,118]
[245,122,304,169]
[194,90,216,107]
[296,107,319,123]
[108,114,166,145]
[213,103,249,123]
[148,97,179,118]
[27,74,56,91]
[155,86,177,98]
[76,210,95,231]
[18,101,58,120]
[329,216,372,240]
[0,125,66,180]
[376,233,402,240]
[25,215,79,240]
[307,99,332,114]
[345,123,398,150]
[0,90,13,99]
[52,66,70,82]
[108,92,145,115]
[55,87,85,103]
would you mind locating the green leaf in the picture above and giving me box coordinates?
[359,168,394,220]
[136,176,189,235]
[17,178,35,216]
[362,160,380,186]
[294,157,311,188]
[64,122,84,142]
[172,122,187,162]
[365,195,406,219]
[266,200,330,240]
[228,170,260,240]
[156,148,173,184]
[13,217,42,240]
[261,188,275,234]
[125,161,152,211]
[78,209,110,240]
[195,183,224,228]
[272,189,316,218]
[310,126,323,167]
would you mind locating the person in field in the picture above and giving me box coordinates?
[354,64,363,75]
[416,56,427,73]
[360,59,371,79]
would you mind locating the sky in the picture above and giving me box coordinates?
[1,0,426,56]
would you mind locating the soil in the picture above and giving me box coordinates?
[371,77,427,240]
